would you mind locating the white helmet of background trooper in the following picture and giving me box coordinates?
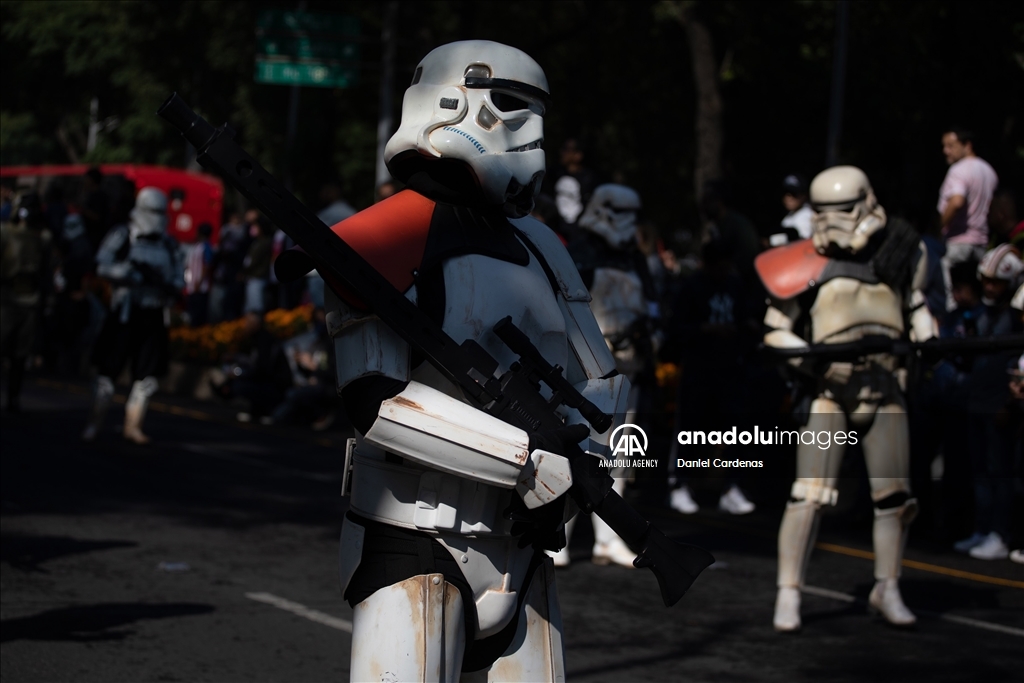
[384,40,548,217]
[129,187,168,239]
[978,243,1024,284]
[809,165,886,255]
[577,184,641,249]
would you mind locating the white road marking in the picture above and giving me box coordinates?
[246,592,353,632]
[803,585,1024,638]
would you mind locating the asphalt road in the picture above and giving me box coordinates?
[2,378,1022,682]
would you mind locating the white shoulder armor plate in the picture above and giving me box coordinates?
[325,286,411,390]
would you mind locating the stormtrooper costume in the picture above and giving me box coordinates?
[83,187,183,444]
[311,42,629,681]
[756,166,935,632]
[550,184,657,568]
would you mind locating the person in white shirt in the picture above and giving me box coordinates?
[780,174,813,240]
[938,127,999,310]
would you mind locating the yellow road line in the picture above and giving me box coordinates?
[816,541,1024,589]
[814,541,874,560]
[677,513,1023,591]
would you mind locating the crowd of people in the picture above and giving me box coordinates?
[1,127,1021,573]
[530,130,1022,572]
[0,169,361,437]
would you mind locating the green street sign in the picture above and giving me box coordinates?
[256,10,359,36]
[255,59,357,88]
[254,10,360,89]
[258,36,358,62]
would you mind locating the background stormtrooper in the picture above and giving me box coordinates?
[82,187,183,444]
[551,183,659,568]
[311,41,631,681]
[756,166,936,632]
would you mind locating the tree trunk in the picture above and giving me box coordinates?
[680,4,722,201]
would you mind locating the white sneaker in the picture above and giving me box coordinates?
[1010,549,1024,565]
[670,486,699,514]
[969,532,1009,560]
[773,586,801,632]
[868,578,916,626]
[953,532,986,553]
[719,485,755,515]
[592,538,636,568]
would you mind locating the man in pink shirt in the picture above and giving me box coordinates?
[938,127,999,310]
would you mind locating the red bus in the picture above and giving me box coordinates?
[0,164,224,244]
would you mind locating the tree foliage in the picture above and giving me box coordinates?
[2,0,1021,238]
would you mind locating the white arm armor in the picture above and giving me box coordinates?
[764,298,809,369]
[95,226,134,282]
[363,381,572,508]
[325,286,411,389]
[908,242,937,342]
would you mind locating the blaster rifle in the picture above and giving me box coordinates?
[158,93,713,607]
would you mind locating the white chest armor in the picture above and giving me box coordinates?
[437,250,569,390]
[809,277,904,343]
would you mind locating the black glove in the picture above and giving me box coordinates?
[503,494,566,551]
[529,423,591,456]
[502,423,591,551]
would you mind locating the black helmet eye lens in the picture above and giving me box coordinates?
[491,91,530,112]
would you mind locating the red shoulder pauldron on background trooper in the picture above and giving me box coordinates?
[756,237,902,301]
[755,239,830,300]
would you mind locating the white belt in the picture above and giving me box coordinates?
[349,452,513,536]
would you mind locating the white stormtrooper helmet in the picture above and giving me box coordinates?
[129,187,168,239]
[384,40,548,217]
[577,184,641,249]
[809,166,886,255]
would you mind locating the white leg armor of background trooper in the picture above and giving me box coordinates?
[82,187,182,445]
[757,166,936,632]
[124,375,160,444]
[326,41,630,681]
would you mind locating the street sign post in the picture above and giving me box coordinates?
[254,10,359,89]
